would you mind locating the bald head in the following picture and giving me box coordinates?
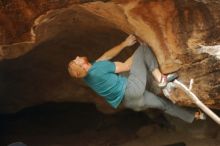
[68,56,90,78]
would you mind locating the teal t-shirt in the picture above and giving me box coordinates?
[83,61,127,108]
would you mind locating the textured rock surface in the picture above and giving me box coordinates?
[0,0,220,113]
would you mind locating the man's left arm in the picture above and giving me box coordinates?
[96,35,136,61]
[114,55,133,73]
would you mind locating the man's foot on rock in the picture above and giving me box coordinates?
[195,110,206,120]
[158,73,178,88]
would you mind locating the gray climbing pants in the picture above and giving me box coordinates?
[123,44,195,123]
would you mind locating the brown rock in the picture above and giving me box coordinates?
[0,0,219,113]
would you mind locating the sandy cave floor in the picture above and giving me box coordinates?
[0,103,220,146]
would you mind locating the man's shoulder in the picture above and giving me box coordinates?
[94,60,114,66]
[90,60,115,74]
[84,61,113,80]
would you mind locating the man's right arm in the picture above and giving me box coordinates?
[96,35,136,62]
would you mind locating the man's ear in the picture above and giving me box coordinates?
[76,72,80,78]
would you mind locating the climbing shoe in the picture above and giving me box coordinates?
[158,73,178,88]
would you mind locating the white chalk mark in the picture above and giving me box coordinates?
[198,45,220,60]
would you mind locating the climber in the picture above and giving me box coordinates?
[68,35,204,123]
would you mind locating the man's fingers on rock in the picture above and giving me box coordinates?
[131,35,136,40]
[128,34,136,39]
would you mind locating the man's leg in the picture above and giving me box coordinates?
[127,92,195,123]
[141,44,159,73]
[141,44,178,87]
[124,44,163,88]
[125,90,195,123]
[124,44,148,99]
[123,44,195,123]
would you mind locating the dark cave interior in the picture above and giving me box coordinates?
[0,102,156,146]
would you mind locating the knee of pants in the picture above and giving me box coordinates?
[124,98,145,111]
[127,105,143,112]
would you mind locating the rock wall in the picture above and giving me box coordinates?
[0,0,219,113]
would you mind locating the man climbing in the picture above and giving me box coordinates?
[68,35,204,123]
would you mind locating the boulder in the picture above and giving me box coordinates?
[0,0,219,113]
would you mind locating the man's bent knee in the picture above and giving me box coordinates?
[124,97,145,111]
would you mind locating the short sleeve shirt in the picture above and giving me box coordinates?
[83,61,127,108]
